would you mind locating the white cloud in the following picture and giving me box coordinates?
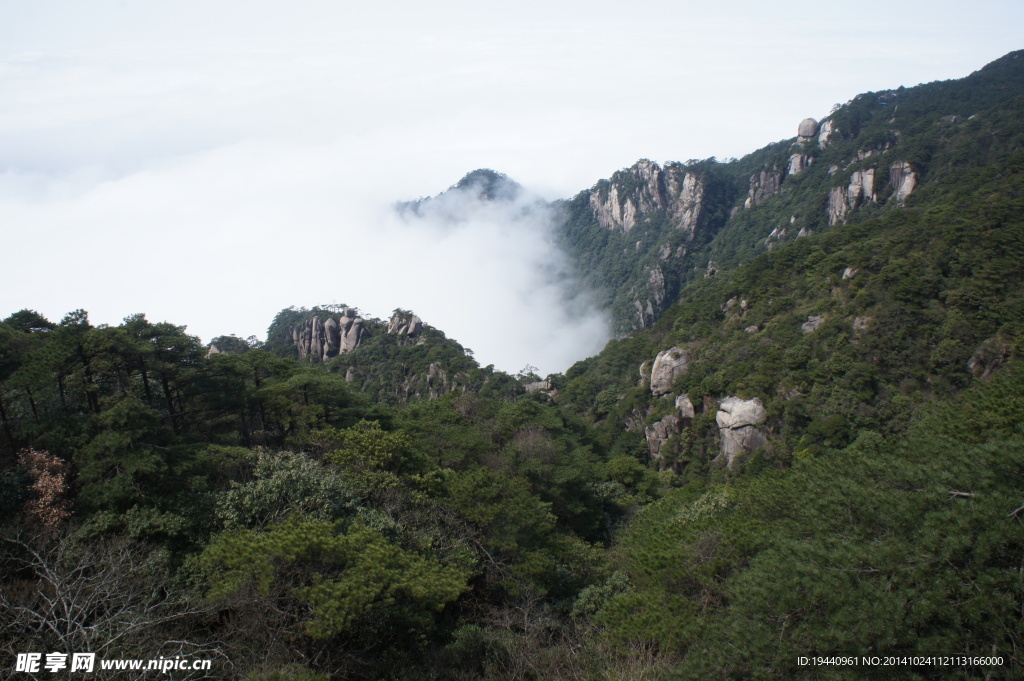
[0,138,610,375]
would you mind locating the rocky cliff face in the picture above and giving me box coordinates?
[817,119,834,148]
[788,152,812,176]
[386,310,423,344]
[739,115,921,237]
[287,309,433,362]
[889,161,917,205]
[827,161,916,225]
[743,167,784,209]
[588,160,706,238]
[828,168,875,225]
[270,304,489,406]
[290,308,369,361]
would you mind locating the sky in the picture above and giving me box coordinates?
[1,0,1022,375]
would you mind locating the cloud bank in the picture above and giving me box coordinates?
[0,136,610,375]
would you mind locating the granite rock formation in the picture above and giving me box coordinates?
[744,167,783,209]
[387,310,423,344]
[650,347,690,396]
[889,161,917,205]
[588,160,705,237]
[644,394,696,463]
[797,118,819,141]
[290,308,368,361]
[715,396,768,467]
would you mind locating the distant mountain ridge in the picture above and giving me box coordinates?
[256,50,1024,412]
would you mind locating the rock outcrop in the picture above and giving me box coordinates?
[889,161,917,205]
[425,362,452,399]
[827,186,848,225]
[650,347,690,396]
[290,308,368,361]
[645,413,682,460]
[848,169,876,205]
[715,397,768,467]
[638,361,652,385]
[590,183,636,231]
[801,315,824,334]
[644,394,695,462]
[665,167,704,236]
[744,167,783,209]
[818,119,834,148]
[675,393,695,419]
[797,118,819,141]
[968,338,1009,380]
[387,310,423,344]
[525,380,558,397]
[625,406,654,433]
[630,265,670,329]
[764,225,788,250]
[828,168,877,225]
[634,299,656,329]
[647,267,666,306]
[788,153,812,176]
[588,160,705,237]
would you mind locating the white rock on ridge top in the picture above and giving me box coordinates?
[798,118,819,141]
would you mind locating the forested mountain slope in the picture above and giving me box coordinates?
[557,49,1024,334]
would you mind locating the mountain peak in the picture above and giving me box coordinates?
[450,168,523,202]
[395,168,524,219]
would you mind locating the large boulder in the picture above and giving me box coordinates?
[715,397,768,467]
[650,347,689,396]
[338,315,366,354]
[798,118,819,140]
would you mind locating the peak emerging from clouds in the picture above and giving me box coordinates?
[451,169,523,202]
[396,168,525,221]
